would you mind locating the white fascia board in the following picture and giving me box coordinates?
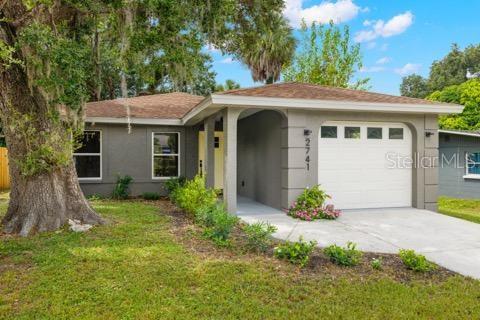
[209,94,464,115]
[439,129,480,138]
[85,117,182,126]
[181,96,213,125]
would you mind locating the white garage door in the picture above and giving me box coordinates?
[318,122,412,209]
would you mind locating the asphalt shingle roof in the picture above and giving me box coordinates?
[86,83,454,120]
[85,92,203,119]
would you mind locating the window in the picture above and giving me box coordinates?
[153,132,179,178]
[389,128,404,140]
[214,137,220,148]
[321,126,337,138]
[367,127,382,139]
[345,127,360,139]
[466,153,480,176]
[74,130,101,179]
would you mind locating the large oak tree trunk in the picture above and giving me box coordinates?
[2,162,104,236]
[0,3,104,236]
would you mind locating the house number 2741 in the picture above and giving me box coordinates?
[304,129,311,171]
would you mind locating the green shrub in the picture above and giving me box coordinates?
[324,242,363,266]
[243,222,277,253]
[165,176,186,195]
[274,237,317,267]
[399,249,436,272]
[142,192,160,200]
[287,185,341,220]
[173,175,217,215]
[371,258,383,270]
[112,175,133,199]
[198,204,238,246]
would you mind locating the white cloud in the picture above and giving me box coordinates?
[394,63,421,76]
[363,19,373,26]
[365,42,377,49]
[360,66,385,73]
[220,57,234,64]
[376,57,391,65]
[284,0,365,28]
[354,11,414,43]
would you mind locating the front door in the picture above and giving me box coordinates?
[198,131,224,189]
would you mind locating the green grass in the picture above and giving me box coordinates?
[438,196,480,224]
[0,199,480,319]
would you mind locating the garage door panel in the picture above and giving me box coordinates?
[318,122,412,209]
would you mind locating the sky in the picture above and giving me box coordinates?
[206,0,480,95]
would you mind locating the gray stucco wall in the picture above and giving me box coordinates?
[439,133,480,199]
[79,123,199,197]
[237,110,283,209]
[81,108,439,212]
[281,110,438,211]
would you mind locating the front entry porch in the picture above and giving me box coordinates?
[199,107,288,214]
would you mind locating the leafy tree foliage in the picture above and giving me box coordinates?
[400,74,430,99]
[401,43,480,99]
[428,79,480,130]
[215,79,241,92]
[0,0,294,235]
[429,44,469,92]
[283,21,368,89]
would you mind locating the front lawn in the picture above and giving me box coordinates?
[1,198,480,319]
[438,196,480,224]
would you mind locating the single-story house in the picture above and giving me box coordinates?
[439,129,480,198]
[76,82,463,213]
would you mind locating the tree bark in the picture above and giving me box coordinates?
[0,2,104,236]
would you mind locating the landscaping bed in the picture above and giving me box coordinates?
[156,199,455,283]
[1,195,480,318]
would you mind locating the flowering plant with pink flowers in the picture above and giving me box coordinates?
[286,185,341,221]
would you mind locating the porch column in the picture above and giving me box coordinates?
[204,115,215,188]
[223,107,242,214]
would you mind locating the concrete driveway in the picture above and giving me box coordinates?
[237,197,480,279]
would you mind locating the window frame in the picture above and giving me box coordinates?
[344,126,361,139]
[320,126,338,139]
[389,128,404,140]
[464,152,480,179]
[367,127,383,140]
[74,130,102,181]
[151,131,181,180]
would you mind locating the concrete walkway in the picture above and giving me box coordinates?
[237,196,480,279]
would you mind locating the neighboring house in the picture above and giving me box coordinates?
[77,82,463,213]
[439,130,480,198]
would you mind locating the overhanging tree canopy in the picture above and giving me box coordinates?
[0,0,294,236]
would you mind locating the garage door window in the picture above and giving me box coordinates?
[345,127,360,139]
[466,153,480,175]
[321,126,337,138]
[367,127,382,139]
[389,128,404,140]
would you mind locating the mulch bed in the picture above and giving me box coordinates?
[152,198,458,284]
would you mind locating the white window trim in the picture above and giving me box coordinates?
[152,132,180,180]
[464,152,480,179]
[74,130,102,181]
